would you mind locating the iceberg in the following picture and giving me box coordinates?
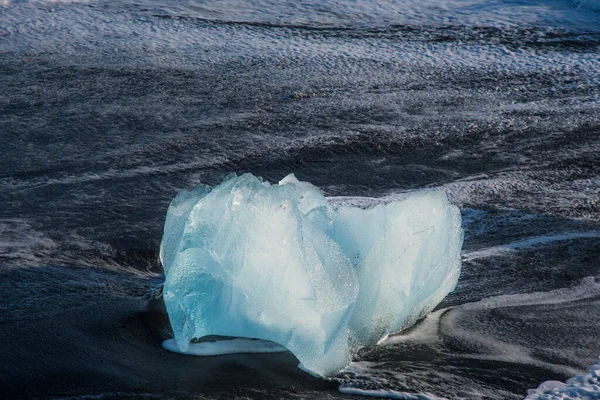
[160,173,463,376]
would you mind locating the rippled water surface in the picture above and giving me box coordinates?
[1,1,599,399]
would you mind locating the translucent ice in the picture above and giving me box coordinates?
[525,360,600,399]
[160,173,463,376]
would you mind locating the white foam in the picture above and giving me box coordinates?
[442,279,599,375]
[338,361,524,400]
[378,308,447,346]
[463,231,600,261]
[0,219,57,266]
[162,338,288,356]
[377,277,600,380]
[338,386,446,400]
[465,276,600,310]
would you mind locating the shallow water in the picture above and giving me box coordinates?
[0,0,599,398]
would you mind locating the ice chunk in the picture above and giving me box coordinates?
[525,360,600,399]
[160,173,463,376]
[162,338,288,356]
[336,192,463,343]
[160,173,359,375]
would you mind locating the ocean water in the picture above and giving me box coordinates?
[0,0,599,399]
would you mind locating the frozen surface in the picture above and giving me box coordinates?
[160,173,463,376]
[162,338,287,356]
[525,360,600,399]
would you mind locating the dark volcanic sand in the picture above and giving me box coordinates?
[0,267,347,399]
[1,1,599,399]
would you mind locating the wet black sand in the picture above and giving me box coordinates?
[1,3,599,398]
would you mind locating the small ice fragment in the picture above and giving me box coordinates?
[525,360,600,399]
[162,338,288,356]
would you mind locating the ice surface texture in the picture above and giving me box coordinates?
[160,173,463,376]
[525,360,600,399]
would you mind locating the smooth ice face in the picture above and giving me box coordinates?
[160,173,463,376]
